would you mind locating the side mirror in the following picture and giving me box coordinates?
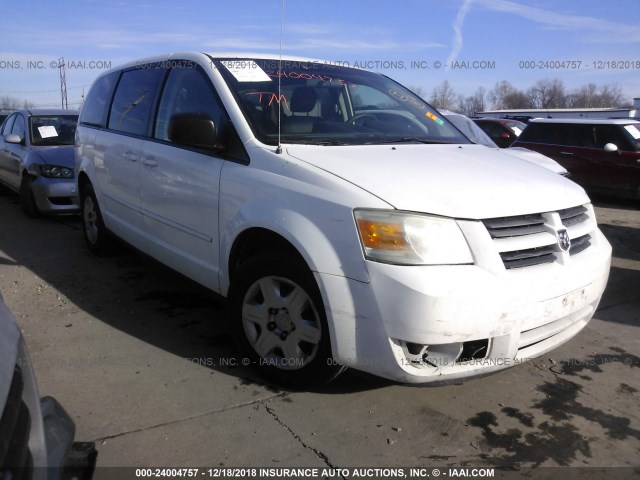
[4,134,23,145]
[604,143,619,153]
[168,114,220,150]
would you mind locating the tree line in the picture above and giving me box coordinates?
[412,78,630,116]
[0,96,34,110]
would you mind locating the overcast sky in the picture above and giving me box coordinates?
[1,0,638,109]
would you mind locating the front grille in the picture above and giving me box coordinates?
[500,244,557,269]
[570,234,591,256]
[483,214,546,238]
[482,204,594,270]
[0,365,33,480]
[559,205,588,227]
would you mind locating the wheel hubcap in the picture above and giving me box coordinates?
[83,196,99,244]
[242,276,321,370]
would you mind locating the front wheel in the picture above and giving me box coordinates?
[228,256,344,388]
[80,181,111,255]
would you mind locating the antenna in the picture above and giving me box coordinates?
[58,57,68,109]
[275,0,284,154]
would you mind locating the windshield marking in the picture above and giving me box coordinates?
[37,125,59,138]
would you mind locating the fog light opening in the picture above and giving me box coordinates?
[457,339,489,363]
[422,343,463,368]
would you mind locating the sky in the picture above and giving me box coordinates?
[1,0,639,110]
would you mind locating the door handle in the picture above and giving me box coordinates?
[123,152,138,162]
[142,157,158,168]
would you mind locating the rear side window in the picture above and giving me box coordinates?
[108,67,164,136]
[80,71,119,128]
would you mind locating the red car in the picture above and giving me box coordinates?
[473,118,527,148]
[512,118,640,200]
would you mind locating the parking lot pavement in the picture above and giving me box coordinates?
[0,189,638,474]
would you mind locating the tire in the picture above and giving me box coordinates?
[228,256,344,388]
[80,181,111,255]
[19,175,40,218]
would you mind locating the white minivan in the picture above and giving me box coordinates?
[75,53,611,387]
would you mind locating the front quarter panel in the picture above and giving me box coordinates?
[218,145,385,295]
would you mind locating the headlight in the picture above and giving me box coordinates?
[354,209,473,265]
[39,165,74,178]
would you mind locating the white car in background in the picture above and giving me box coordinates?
[441,110,569,176]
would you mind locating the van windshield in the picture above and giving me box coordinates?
[214,58,469,146]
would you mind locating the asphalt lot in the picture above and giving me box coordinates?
[0,188,639,476]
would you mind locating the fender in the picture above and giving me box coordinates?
[218,197,370,296]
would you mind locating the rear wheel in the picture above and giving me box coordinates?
[19,175,40,218]
[228,256,344,388]
[80,181,111,255]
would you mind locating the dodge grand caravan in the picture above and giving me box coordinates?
[75,53,611,386]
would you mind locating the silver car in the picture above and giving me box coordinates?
[0,109,80,216]
[0,290,97,478]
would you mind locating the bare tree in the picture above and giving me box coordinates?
[527,78,566,109]
[0,96,33,110]
[430,80,456,110]
[567,83,626,108]
[457,87,486,116]
[489,81,532,109]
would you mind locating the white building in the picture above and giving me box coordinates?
[476,98,640,121]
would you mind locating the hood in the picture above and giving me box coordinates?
[503,146,568,175]
[32,145,75,168]
[285,143,588,219]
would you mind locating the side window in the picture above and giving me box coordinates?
[564,125,596,148]
[154,67,226,142]
[594,125,633,151]
[108,67,164,136]
[80,71,119,128]
[11,114,25,139]
[2,114,16,136]
[519,123,555,144]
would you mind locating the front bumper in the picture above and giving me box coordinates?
[319,227,612,384]
[30,176,80,214]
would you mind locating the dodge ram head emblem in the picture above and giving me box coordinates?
[557,229,571,252]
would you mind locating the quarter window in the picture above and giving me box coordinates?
[108,67,164,136]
